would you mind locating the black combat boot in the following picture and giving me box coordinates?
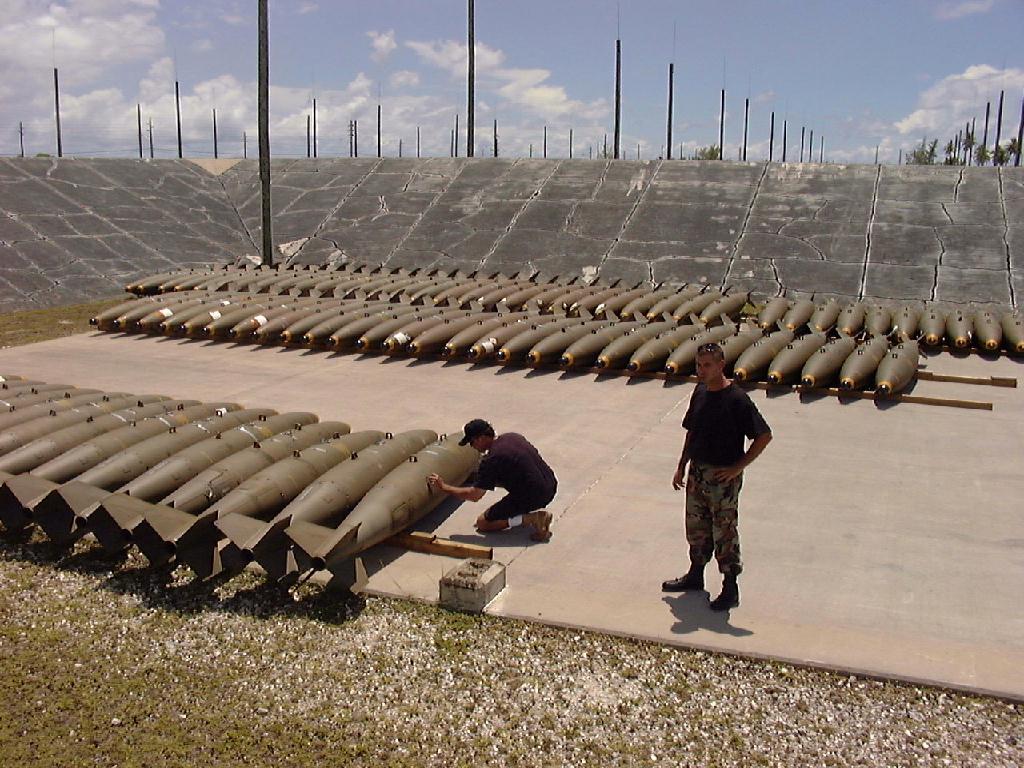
[709,573,739,611]
[661,562,705,592]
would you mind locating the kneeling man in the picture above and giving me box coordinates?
[428,419,556,542]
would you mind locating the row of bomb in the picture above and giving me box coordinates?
[0,375,477,586]
[124,263,1023,354]
[93,289,920,394]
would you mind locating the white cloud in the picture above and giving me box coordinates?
[368,30,397,62]
[894,64,1024,141]
[390,70,421,88]
[191,38,213,53]
[935,0,995,20]
[298,2,318,14]
[407,38,606,121]
[753,90,776,105]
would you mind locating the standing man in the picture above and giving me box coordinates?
[428,419,556,542]
[664,342,772,610]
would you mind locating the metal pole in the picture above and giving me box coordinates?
[666,62,674,160]
[808,129,813,163]
[175,80,182,158]
[1016,91,1023,167]
[312,98,317,158]
[874,144,879,165]
[603,133,608,159]
[782,120,787,162]
[417,125,421,158]
[718,89,725,160]
[898,148,902,166]
[742,97,749,161]
[354,120,358,157]
[213,108,218,159]
[455,114,459,156]
[493,119,497,157]
[543,125,547,158]
[994,90,1004,162]
[53,67,63,157]
[242,130,246,159]
[467,0,475,157]
[399,139,402,158]
[569,128,573,159]
[982,101,991,163]
[819,135,824,163]
[800,126,805,162]
[769,111,774,162]
[137,104,143,159]
[529,143,533,158]
[149,119,154,158]
[613,39,621,159]
[306,115,311,157]
[258,0,273,266]
[377,103,382,157]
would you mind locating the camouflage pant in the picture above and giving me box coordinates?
[685,461,743,575]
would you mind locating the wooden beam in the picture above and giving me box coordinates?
[388,531,493,560]
[916,371,1017,388]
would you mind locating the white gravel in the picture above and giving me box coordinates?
[0,530,1020,767]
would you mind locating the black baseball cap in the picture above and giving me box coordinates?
[459,418,495,445]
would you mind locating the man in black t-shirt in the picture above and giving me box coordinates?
[664,342,772,610]
[428,419,557,542]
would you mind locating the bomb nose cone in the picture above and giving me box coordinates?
[355,338,367,349]
[527,351,541,366]
[443,344,454,356]
[733,368,748,381]
[596,356,610,369]
[767,372,782,384]
[801,375,815,388]
[984,340,998,351]
[665,362,679,375]
[839,377,855,390]
[468,346,481,359]
[560,354,573,368]
[496,349,509,361]
[408,342,421,356]
[925,334,940,346]
[876,382,893,395]
[954,337,968,348]
[627,361,640,372]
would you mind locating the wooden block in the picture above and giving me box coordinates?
[388,531,493,560]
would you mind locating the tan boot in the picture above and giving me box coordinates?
[525,509,552,542]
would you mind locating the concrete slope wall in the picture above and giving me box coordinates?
[1,157,1021,311]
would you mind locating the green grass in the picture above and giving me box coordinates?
[0,296,128,349]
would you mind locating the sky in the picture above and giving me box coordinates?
[1,0,1022,164]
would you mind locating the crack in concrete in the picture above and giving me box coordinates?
[383,161,470,266]
[953,168,964,204]
[940,203,955,225]
[858,165,882,300]
[721,161,770,290]
[478,160,563,271]
[590,159,612,201]
[289,158,385,266]
[997,168,1016,308]
[597,160,663,278]
[930,227,946,302]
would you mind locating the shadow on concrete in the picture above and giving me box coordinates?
[662,592,754,638]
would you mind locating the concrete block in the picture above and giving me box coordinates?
[439,558,506,613]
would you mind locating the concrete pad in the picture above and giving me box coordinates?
[1,331,1023,700]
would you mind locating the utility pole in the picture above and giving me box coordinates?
[874,144,879,165]
[800,126,805,162]
[377,103,382,158]
[613,38,621,159]
[718,89,725,160]
[819,135,824,163]
[454,114,459,156]
[242,130,246,159]
[493,119,497,157]
[137,104,143,159]
[898,148,902,165]
[569,128,573,159]
[782,120,788,162]
[399,139,403,158]
[306,114,311,157]
[417,125,421,158]
[175,79,182,158]
[994,90,1004,161]
[808,129,813,163]
[312,98,317,158]
[742,97,749,161]
[603,133,608,159]
[1016,91,1023,166]
[258,0,273,266]
[543,125,547,158]
[354,120,358,157]
[982,101,991,163]
[53,67,63,157]
[769,111,775,162]
[19,121,25,158]
[666,62,674,159]
[212,108,218,159]
[467,0,475,157]
[148,119,154,158]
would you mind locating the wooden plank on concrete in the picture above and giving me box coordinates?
[388,531,493,560]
